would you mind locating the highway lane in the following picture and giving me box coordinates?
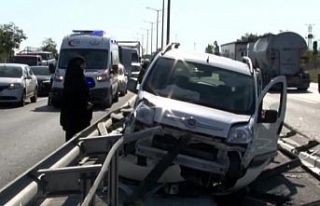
[0,93,134,188]
[0,83,318,189]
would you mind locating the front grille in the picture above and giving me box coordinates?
[0,85,8,92]
[152,134,220,161]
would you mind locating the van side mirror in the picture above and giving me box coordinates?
[127,78,138,94]
[261,109,278,123]
[49,64,55,74]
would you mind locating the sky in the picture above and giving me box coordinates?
[0,0,319,54]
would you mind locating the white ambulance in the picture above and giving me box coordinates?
[50,30,120,108]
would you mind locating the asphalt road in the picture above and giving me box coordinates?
[0,93,134,188]
[265,83,320,140]
[0,82,319,195]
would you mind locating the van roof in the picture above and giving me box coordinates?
[163,50,251,76]
[60,34,116,50]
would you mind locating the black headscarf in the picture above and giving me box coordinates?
[64,56,86,93]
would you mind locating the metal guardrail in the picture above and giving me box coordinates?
[0,98,136,206]
[81,126,162,206]
[280,122,320,176]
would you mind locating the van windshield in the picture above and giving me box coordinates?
[58,49,109,69]
[142,57,255,115]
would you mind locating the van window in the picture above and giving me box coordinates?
[12,56,38,66]
[58,49,109,70]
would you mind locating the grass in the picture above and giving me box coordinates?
[307,68,320,83]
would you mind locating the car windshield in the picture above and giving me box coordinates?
[30,66,50,75]
[142,57,255,115]
[0,66,22,78]
[58,49,109,69]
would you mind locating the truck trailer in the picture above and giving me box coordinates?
[248,32,310,90]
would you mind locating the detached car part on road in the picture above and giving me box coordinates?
[124,43,287,193]
[0,63,38,106]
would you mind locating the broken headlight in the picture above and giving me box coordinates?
[134,100,155,126]
[227,124,253,144]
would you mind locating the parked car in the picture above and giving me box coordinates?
[0,63,38,106]
[30,65,52,96]
[123,43,287,194]
[118,63,128,96]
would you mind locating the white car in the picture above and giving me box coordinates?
[118,63,128,96]
[123,43,287,194]
[0,63,38,106]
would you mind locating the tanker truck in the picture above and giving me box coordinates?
[247,32,310,90]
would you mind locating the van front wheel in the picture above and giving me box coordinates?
[101,89,113,108]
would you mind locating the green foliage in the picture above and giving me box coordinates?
[213,41,220,55]
[205,44,214,54]
[0,22,27,62]
[237,32,275,43]
[41,38,58,58]
[308,68,320,83]
[205,41,220,55]
[313,41,318,55]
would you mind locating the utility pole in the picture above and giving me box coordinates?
[166,0,171,45]
[141,28,149,55]
[161,0,165,49]
[147,7,161,51]
[146,29,149,55]
[144,21,155,54]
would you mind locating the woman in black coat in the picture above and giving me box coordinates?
[60,56,93,141]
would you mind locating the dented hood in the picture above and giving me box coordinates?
[141,92,251,138]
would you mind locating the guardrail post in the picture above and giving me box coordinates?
[318,73,320,93]
[108,140,119,206]
[81,173,95,206]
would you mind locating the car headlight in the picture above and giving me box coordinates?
[54,74,64,82]
[227,124,253,144]
[134,100,155,126]
[8,83,21,90]
[96,75,108,82]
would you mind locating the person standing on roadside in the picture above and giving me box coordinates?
[60,56,93,141]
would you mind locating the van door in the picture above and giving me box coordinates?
[252,76,287,157]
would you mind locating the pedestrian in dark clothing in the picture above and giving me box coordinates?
[60,56,93,141]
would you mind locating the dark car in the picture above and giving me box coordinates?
[30,66,52,96]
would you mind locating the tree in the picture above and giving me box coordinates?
[236,33,260,43]
[237,32,275,43]
[41,38,58,58]
[213,41,220,56]
[0,22,27,62]
[205,44,214,54]
[313,41,318,55]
